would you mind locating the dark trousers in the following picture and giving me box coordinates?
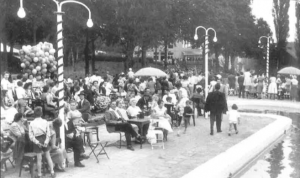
[210,112,222,133]
[66,136,85,163]
[195,106,202,116]
[115,123,138,146]
[238,84,245,98]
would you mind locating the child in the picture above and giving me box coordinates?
[228,104,240,136]
[29,107,55,178]
[183,100,193,134]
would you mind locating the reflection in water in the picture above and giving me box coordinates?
[240,112,300,178]
[267,142,284,178]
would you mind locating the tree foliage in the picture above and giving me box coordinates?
[272,0,290,70]
[296,2,300,67]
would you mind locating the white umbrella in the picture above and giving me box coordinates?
[277,66,300,75]
[134,67,167,77]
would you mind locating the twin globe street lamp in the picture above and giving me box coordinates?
[258,36,272,79]
[18,0,94,148]
[194,26,217,101]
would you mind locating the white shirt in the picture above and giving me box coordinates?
[154,106,167,116]
[16,87,26,99]
[179,87,188,99]
[162,93,177,105]
[127,106,141,117]
[1,78,12,90]
[228,110,240,123]
[116,108,129,120]
[109,108,121,118]
[128,71,134,78]
[291,78,298,85]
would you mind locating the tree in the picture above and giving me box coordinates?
[273,0,290,71]
[296,2,300,67]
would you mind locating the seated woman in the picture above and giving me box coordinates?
[126,98,142,119]
[115,100,139,134]
[24,82,36,100]
[48,118,68,171]
[1,90,18,131]
[41,85,58,119]
[151,99,173,133]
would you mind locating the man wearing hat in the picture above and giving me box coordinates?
[77,91,92,121]
[137,88,152,112]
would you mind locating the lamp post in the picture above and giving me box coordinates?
[19,0,93,148]
[194,26,217,118]
[258,36,272,79]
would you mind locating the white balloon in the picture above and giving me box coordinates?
[32,69,37,74]
[45,52,49,57]
[49,49,56,55]
[21,63,26,68]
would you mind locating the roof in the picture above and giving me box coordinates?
[0,43,20,53]
[182,50,202,56]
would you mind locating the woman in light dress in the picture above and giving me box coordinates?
[151,99,173,133]
[268,75,277,100]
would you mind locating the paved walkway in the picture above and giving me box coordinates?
[5,96,298,178]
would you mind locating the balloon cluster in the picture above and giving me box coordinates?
[19,42,57,78]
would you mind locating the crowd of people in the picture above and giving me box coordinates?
[227,69,299,101]
[1,67,299,177]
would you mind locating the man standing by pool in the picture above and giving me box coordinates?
[204,83,228,135]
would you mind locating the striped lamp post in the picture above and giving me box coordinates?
[258,36,272,80]
[19,0,93,149]
[53,0,93,149]
[194,26,217,119]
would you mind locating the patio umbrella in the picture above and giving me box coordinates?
[277,66,300,75]
[134,67,168,77]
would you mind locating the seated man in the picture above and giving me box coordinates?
[77,91,92,122]
[65,114,89,167]
[105,102,142,151]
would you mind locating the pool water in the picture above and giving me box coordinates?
[240,111,300,178]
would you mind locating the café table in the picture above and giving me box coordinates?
[127,118,150,149]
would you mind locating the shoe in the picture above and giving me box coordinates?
[54,166,65,172]
[127,145,134,151]
[210,132,213,136]
[228,133,231,136]
[217,130,222,133]
[51,172,56,178]
[75,162,85,167]
[236,131,238,134]
[80,154,89,160]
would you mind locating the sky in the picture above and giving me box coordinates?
[251,0,297,42]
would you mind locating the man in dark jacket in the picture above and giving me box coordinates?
[77,91,92,121]
[204,83,228,135]
[237,73,245,98]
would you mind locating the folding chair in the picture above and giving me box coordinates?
[88,141,109,163]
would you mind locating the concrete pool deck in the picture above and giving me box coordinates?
[182,97,297,178]
[3,97,298,178]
